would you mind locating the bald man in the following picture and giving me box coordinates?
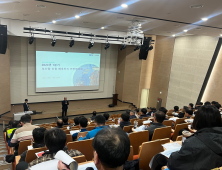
[62,97,69,117]
[56,119,63,128]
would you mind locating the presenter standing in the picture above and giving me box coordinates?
[23,99,29,112]
[62,97,69,117]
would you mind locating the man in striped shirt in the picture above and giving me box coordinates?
[11,114,39,154]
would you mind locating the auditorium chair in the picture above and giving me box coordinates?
[114,118,119,124]
[176,135,183,141]
[86,126,95,131]
[128,131,149,155]
[162,120,173,127]
[117,114,121,117]
[142,117,149,121]
[171,123,191,141]
[151,126,171,141]
[106,122,115,125]
[25,147,47,163]
[64,129,71,134]
[88,123,95,126]
[72,155,86,163]
[138,119,144,126]
[173,118,186,129]
[138,138,170,170]
[18,140,32,155]
[127,146,134,161]
[71,126,79,130]
[67,139,94,161]
[123,125,134,133]
[130,118,138,125]
[77,131,88,139]
[66,134,73,144]
[149,118,154,122]
[167,112,173,116]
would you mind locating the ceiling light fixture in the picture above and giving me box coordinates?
[51,36,56,47]
[172,34,175,37]
[184,30,188,32]
[201,18,208,21]
[101,27,105,29]
[190,4,203,9]
[220,34,222,37]
[75,15,80,19]
[69,38,74,47]
[52,20,56,24]
[121,4,128,8]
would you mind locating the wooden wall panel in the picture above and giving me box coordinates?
[0,49,11,114]
[148,36,175,108]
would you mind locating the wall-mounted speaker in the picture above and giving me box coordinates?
[139,37,152,60]
[0,25,7,54]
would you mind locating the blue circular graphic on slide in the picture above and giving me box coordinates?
[73,64,99,86]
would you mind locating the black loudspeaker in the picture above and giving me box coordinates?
[109,104,114,107]
[139,37,152,60]
[0,25,7,54]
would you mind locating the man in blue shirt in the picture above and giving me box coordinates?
[78,115,106,141]
[72,117,88,141]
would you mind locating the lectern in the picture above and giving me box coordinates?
[112,94,118,106]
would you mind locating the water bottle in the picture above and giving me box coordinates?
[134,120,138,129]
[118,118,121,125]
[151,112,153,117]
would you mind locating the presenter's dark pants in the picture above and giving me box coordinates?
[62,109,67,117]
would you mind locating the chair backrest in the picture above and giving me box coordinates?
[18,140,32,155]
[25,147,47,163]
[88,123,95,126]
[152,126,171,141]
[123,125,134,133]
[138,138,170,170]
[172,123,191,141]
[71,126,79,130]
[130,118,138,125]
[66,134,73,144]
[138,119,144,126]
[128,131,149,155]
[64,129,71,134]
[72,155,86,163]
[67,139,93,161]
[142,117,150,121]
[106,122,115,125]
[127,146,134,161]
[162,120,173,127]
[176,135,183,141]
[114,118,119,124]
[167,112,173,116]
[86,126,95,131]
[77,131,88,139]
[174,118,186,128]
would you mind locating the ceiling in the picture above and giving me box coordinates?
[1,0,222,37]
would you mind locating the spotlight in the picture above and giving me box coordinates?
[121,4,128,8]
[75,15,80,19]
[29,36,34,45]
[104,42,110,50]
[51,36,56,47]
[201,18,208,21]
[184,30,188,32]
[52,20,56,23]
[134,45,141,51]
[120,44,126,50]
[69,39,75,47]
[88,40,94,49]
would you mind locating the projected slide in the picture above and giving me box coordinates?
[36,51,100,92]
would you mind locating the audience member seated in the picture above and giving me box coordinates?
[135,108,140,115]
[188,103,194,109]
[134,111,166,140]
[73,117,79,126]
[62,116,70,125]
[159,107,168,120]
[78,115,106,141]
[29,128,82,167]
[72,117,88,141]
[129,111,137,119]
[185,108,193,118]
[168,105,222,170]
[173,106,179,112]
[91,111,97,121]
[211,101,218,106]
[6,121,17,143]
[56,119,63,128]
[204,101,211,106]
[195,101,203,109]
[3,120,13,133]
[103,113,110,122]
[139,108,149,119]
[176,106,188,118]
[58,127,130,170]
[147,107,156,116]
[11,114,39,155]
[19,127,46,162]
[7,121,18,146]
[125,110,130,115]
[120,113,131,129]
[215,103,221,110]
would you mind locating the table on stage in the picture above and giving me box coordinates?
[14,111,34,121]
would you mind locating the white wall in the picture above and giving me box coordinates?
[9,36,118,104]
[166,36,218,109]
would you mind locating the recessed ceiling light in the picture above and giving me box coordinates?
[75,15,80,19]
[121,4,128,8]
[201,18,208,21]
[184,30,188,32]
[55,13,61,15]
[190,4,203,9]
[220,34,222,37]
[52,20,56,23]
[36,4,46,8]
[140,31,143,33]
[101,27,105,29]
[172,35,176,37]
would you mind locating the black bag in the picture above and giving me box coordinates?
[6,154,15,163]
[123,159,140,170]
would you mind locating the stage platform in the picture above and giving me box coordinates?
[1,99,132,123]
